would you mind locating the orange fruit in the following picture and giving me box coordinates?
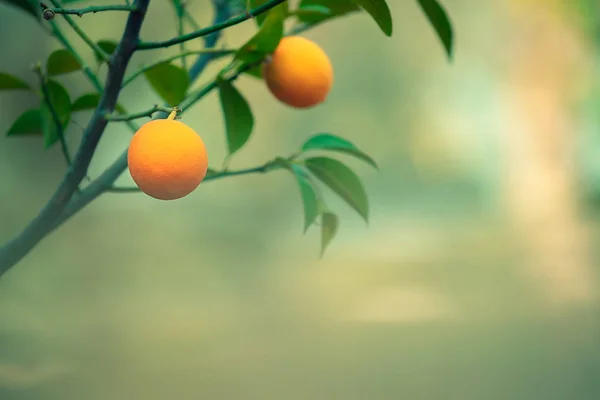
[127,112,208,200]
[262,36,333,109]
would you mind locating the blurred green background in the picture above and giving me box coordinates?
[2,0,600,399]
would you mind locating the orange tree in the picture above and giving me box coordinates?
[0,0,453,277]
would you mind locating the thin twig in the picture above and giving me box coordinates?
[107,159,281,193]
[33,65,72,166]
[45,5,136,17]
[121,48,236,88]
[171,0,188,70]
[48,0,111,62]
[105,105,174,121]
[136,0,287,50]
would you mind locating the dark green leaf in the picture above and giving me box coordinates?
[276,158,320,232]
[6,108,43,136]
[144,62,189,106]
[0,72,30,91]
[321,212,339,257]
[352,0,393,36]
[244,64,263,79]
[236,6,285,64]
[0,0,39,22]
[417,0,453,58]
[249,0,288,26]
[71,93,125,114]
[42,80,71,148]
[304,156,369,222]
[45,79,71,123]
[95,40,118,63]
[301,133,378,169]
[297,0,360,25]
[40,103,70,148]
[47,49,81,76]
[218,79,254,155]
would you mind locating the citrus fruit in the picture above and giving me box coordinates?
[262,36,333,109]
[127,110,208,200]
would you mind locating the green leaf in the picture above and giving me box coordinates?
[292,5,332,17]
[0,0,39,22]
[236,5,285,64]
[218,79,254,155]
[71,93,125,114]
[352,0,393,36]
[296,0,360,25]
[0,72,30,91]
[321,211,339,257]
[276,158,320,232]
[42,80,72,148]
[244,64,263,79]
[47,49,82,76]
[304,156,369,222]
[94,40,118,63]
[6,108,43,136]
[417,0,453,58]
[301,133,378,169]
[249,0,288,26]
[144,62,189,106]
[45,80,71,123]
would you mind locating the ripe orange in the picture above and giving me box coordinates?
[262,36,333,109]
[127,112,208,200]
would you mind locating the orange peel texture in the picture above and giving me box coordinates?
[127,118,208,200]
[262,36,334,109]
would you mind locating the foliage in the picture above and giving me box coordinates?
[0,0,454,276]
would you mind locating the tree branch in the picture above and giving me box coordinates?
[0,0,151,277]
[136,0,287,50]
[43,4,136,17]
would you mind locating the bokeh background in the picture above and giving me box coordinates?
[2,0,600,398]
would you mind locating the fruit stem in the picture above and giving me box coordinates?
[167,107,180,120]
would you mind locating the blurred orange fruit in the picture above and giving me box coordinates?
[262,36,333,108]
[127,112,208,200]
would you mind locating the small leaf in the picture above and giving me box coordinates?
[352,0,393,36]
[297,0,360,25]
[417,0,453,58]
[144,62,189,106]
[301,133,378,169]
[236,6,285,64]
[6,109,43,136]
[72,93,125,114]
[41,104,59,148]
[45,79,71,123]
[95,40,118,63]
[276,158,320,232]
[321,212,339,257]
[0,72,30,91]
[218,79,254,155]
[0,0,40,22]
[42,80,72,148]
[249,0,288,26]
[47,49,81,76]
[304,156,369,222]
